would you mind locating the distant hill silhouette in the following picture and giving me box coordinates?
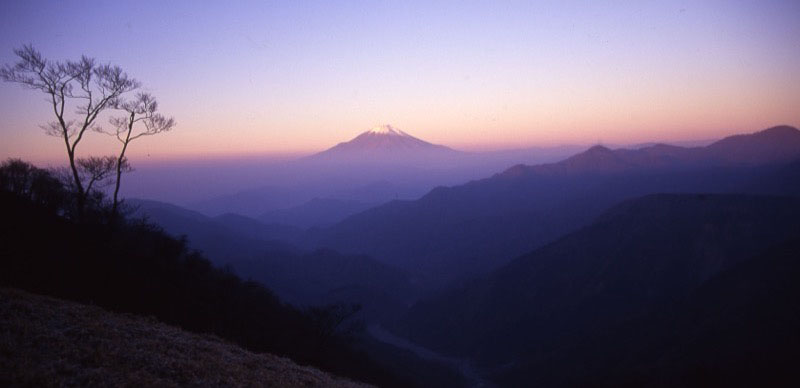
[129,198,301,258]
[310,126,800,287]
[705,125,800,165]
[213,211,305,243]
[259,197,379,228]
[504,125,800,176]
[396,194,800,386]
[129,198,414,323]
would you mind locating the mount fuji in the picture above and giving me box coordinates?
[305,125,462,166]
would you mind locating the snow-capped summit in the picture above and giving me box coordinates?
[365,124,408,137]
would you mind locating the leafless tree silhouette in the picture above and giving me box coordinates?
[108,93,175,216]
[0,45,139,217]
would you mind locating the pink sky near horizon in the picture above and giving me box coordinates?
[1,1,798,165]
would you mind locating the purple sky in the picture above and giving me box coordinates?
[1,0,799,163]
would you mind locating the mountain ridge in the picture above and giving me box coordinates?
[501,125,800,177]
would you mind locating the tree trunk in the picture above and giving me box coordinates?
[67,148,86,220]
[111,113,135,222]
[111,143,128,219]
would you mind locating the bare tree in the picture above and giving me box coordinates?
[108,92,175,216]
[0,45,139,216]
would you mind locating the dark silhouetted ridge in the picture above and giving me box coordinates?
[705,125,800,165]
[501,125,800,177]
[397,193,800,386]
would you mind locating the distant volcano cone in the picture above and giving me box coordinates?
[305,124,461,165]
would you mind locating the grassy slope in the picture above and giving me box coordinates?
[0,288,370,388]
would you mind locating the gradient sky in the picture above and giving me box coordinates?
[1,0,799,163]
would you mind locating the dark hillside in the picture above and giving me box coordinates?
[0,188,402,387]
[496,237,800,387]
[398,194,800,375]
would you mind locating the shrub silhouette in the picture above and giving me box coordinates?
[0,159,67,213]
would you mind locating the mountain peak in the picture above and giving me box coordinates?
[350,124,429,145]
[306,124,459,164]
[585,145,613,154]
[705,124,800,165]
[756,125,799,138]
[365,124,407,137]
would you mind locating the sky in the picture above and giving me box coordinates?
[1,0,799,164]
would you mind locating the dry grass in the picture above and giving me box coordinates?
[0,288,372,387]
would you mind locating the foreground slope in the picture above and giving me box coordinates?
[0,188,401,387]
[398,194,800,372]
[0,288,368,388]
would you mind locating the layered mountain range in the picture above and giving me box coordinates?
[309,126,800,286]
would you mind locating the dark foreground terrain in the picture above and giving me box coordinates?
[0,288,369,388]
